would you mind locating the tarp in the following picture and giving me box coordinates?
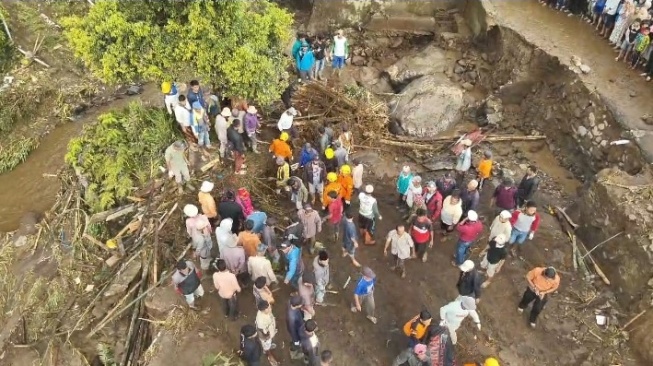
[427,326,457,366]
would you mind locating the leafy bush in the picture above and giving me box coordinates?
[65,103,179,212]
[0,137,39,174]
[62,0,293,105]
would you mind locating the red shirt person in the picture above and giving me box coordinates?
[410,208,433,263]
[454,210,483,266]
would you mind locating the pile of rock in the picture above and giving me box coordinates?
[447,56,480,91]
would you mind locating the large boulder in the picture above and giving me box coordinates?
[391,75,464,137]
[385,45,450,85]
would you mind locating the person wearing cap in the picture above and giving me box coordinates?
[164,141,192,193]
[173,95,197,144]
[341,210,362,267]
[405,176,426,218]
[300,319,321,365]
[243,105,261,153]
[439,295,481,345]
[313,250,330,305]
[286,176,308,210]
[460,179,480,217]
[322,172,342,210]
[476,150,493,191]
[299,271,317,320]
[454,210,483,266]
[457,260,482,300]
[238,219,262,259]
[269,132,293,161]
[299,142,319,168]
[508,201,541,257]
[480,234,508,288]
[262,217,280,267]
[191,219,214,270]
[489,210,513,243]
[190,100,212,151]
[436,172,458,199]
[297,42,315,82]
[218,190,245,234]
[352,267,377,324]
[246,201,267,234]
[323,190,344,241]
[519,266,560,328]
[278,107,299,138]
[227,118,246,175]
[358,184,382,245]
[330,29,350,74]
[403,310,433,347]
[214,107,231,159]
[320,350,333,365]
[491,177,518,214]
[198,181,217,226]
[273,157,291,194]
[304,155,327,205]
[172,260,204,309]
[280,240,305,289]
[480,357,500,366]
[186,80,206,108]
[184,204,210,238]
[323,147,338,173]
[424,181,443,224]
[253,276,275,307]
[333,141,349,167]
[161,81,179,115]
[256,300,280,366]
[352,159,364,193]
[440,190,463,235]
[517,165,540,208]
[410,208,433,263]
[392,343,432,366]
[396,165,414,207]
[337,124,354,154]
[338,164,354,208]
[213,259,241,320]
[238,324,262,366]
[455,139,473,185]
[219,223,246,277]
[286,295,305,360]
[384,223,414,278]
[298,204,322,254]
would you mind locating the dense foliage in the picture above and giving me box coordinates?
[65,103,179,212]
[62,0,293,105]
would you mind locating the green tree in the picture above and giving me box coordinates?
[62,0,293,105]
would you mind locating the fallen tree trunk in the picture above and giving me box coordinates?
[89,204,136,223]
[379,135,546,149]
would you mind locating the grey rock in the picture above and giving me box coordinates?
[461,82,474,91]
[104,260,143,298]
[580,64,591,74]
[390,37,403,48]
[385,45,449,85]
[600,140,607,147]
[628,214,637,222]
[13,235,27,247]
[466,70,478,80]
[457,59,467,66]
[351,55,366,66]
[577,125,588,137]
[422,161,454,171]
[588,112,596,126]
[598,123,605,131]
[454,65,465,74]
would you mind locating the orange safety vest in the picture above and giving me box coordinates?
[323,182,342,208]
[338,174,354,201]
[402,315,428,341]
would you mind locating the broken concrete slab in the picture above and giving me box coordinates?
[104,259,142,298]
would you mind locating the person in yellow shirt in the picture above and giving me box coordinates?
[274,157,290,194]
[269,132,293,161]
[476,150,493,191]
[338,164,354,208]
[198,181,217,227]
[322,172,342,210]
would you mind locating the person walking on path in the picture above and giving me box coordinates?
[392,344,432,366]
[351,267,377,324]
[410,209,434,263]
[455,139,473,185]
[172,260,204,309]
[517,165,540,207]
[396,165,413,208]
[238,220,262,259]
[330,29,350,75]
[489,210,513,243]
[518,266,561,328]
[384,223,415,278]
[286,295,305,360]
[436,172,458,199]
[213,259,241,320]
[238,324,263,366]
[299,203,323,254]
[191,220,213,270]
[439,296,481,345]
[165,141,192,194]
[299,271,317,320]
[440,191,463,236]
[358,184,382,245]
[305,155,327,205]
[508,201,541,257]
[215,107,230,159]
[256,300,280,366]
[322,190,343,241]
[313,250,330,305]
[425,181,443,224]
[453,210,483,266]
[198,181,218,227]
[280,241,304,290]
[244,105,261,153]
[403,310,433,347]
[491,177,518,214]
[460,179,480,217]
[457,260,482,301]
[342,211,361,267]
[480,234,508,288]
[300,319,321,366]
[248,244,277,286]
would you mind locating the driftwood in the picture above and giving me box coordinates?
[201,157,221,172]
[577,240,611,285]
[90,204,136,223]
[554,206,579,229]
[83,233,110,252]
[622,309,647,330]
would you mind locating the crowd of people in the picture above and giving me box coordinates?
[542,0,653,77]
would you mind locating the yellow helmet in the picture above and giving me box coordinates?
[280,132,289,141]
[484,358,500,366]
[327,172,338,182]
[161,81,172,94]
[340,164,351,175]
[325,148,334,159]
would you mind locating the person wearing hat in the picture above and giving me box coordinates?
[480,357,500,366]
[322,172,342,210]
[392,343,432,366]
[173,95,197,144]
[425,181,443,223]
[455,139,473,185]
[186,80,206,108]
[323,147,338,173]
[161,81,179,115]
[278,107,299,138]
[439,295,481,345]
[304,155,327,205]
[298,203,322,254]
[256,300,280,366]
[213,259,241,320]
[190,100,212,152]
[313,250,330,305]
[508,201,541,257]
[299,271,317,320]
[440,190,463,235]
[384,223,414,277]
[243,105,261,153]
[198,181,217,226]
[271,157,291,194]
[238,219,262,259]
[476,150,493,191]
[358,184,382,245]
[460,179,480,217]
[337,124,354,154]
[297,42,316,82]
[436,172,458,199]
[489,210,513,243]
[269,132,293,161]
[172,260,204,309]
[287,176,309,210]
[338,164,354,208]
[214,107,231,159]
[218,190,245,234]
[518,266,561,328]
[491,177,518,214]
[238,324,262,365]
[453,210,483,266]
[191,219,214,270]
[184,204,210,238]
[352,158,364,194]
[352,267,377,324]
[402,310,433,347]
[286,295,305,360]
[396,165,414,208]
[341,210,362,267]
[480,234,508,288]
[280,241,304,289]
[330,29,349,74]
[299,143,319,168]
[165,141,192,193]
[457,260,482,301]
[300,319,321,366]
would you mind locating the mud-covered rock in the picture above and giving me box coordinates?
[104,260,142,298]
[391,75,464,137]
[146,286,184,318]
[384,45,449,85]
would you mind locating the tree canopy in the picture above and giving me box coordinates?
[62,0,293,105]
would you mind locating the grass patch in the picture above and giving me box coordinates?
[0,136,39,173]
[10,1,63,49]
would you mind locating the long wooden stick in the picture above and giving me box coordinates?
[379,135,545,150]
[621,309,647,330]
[554,206,579,229]
[580,231,623,260]
[0,12,12,42]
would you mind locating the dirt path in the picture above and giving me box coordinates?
[486,0,653,161]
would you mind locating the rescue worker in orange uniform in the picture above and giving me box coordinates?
[322,172,342,211]
[338,164,354,209]
[269,132,293,161]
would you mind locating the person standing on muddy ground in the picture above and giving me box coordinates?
[215,107,231,159]
[198,181,217,227]
[384,223,415,278]
[299,271,317,320]
[173,95,197,145]
[161,81,179,115]
[439,295,481,345]
[440,190,463,236]
[213,259,241,320]
[322,190,343,241]
[396,165,413,209]
[288,176,309,210]
[313,250,330,305]
[186,80,206,107]
[172,260,204,310]
[219,190,246,234]
[453,210,483,266]
[191,101,212,155]
[460,179,480,218]
[298,203,322,254]
[278,107,299,139]
[358,184,382,245]
[227,119,246,175]
[352,159,364,194]
[280,241,304,290]
[351,266,377,324]
[184,204,210,240]
[191,220,213,270]
[489,210,513,243]
[518,266,561,328]
[410,208,433,263]
[455,139,473,185]
[253,276,275,308]
[457,260,482,301]
[517,165,540,207]
[238,324,263,366]
[244,105,261,153]
[508,201,541,257]
[476,150,493,191]
[312,35,327,81]
[305,155,327,205]
[330,30,349,75]
[342,211,362,267]
[338,164,354,209]
[248,244,276,287]
[425,181,443,224]
[238,220,262,259]
[405,176,426,219]
[480,234,508,289]
[256,300,280,366]
[492,177,518,215]
[320,350,333,365]
[436,172,458,199]
[286,295,305,360]
[165,141,192,194]
[297,43,316,82]
[300,319,321,366]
